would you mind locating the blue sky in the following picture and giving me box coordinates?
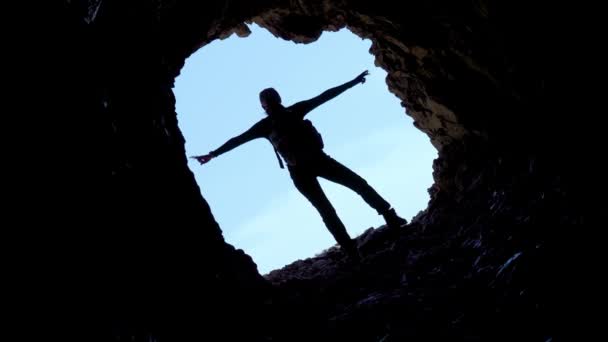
[174,24,437,274]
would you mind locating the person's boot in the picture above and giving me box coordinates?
[341,238,362,263]
[382,208,407,228]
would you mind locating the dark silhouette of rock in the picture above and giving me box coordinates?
[29,1,579,341]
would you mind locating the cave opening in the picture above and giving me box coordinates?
[174,24,437,273]
[97,0,567,340]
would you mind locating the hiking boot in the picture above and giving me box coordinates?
[382,208,407,228]
[341,239,362,263]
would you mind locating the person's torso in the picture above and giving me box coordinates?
[264,107,324,166]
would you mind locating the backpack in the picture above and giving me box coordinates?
[300,119,324,150]
[271,118,324,168]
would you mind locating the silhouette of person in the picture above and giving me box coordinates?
[192,70,406,260]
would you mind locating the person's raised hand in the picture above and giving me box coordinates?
[353,70,369,84]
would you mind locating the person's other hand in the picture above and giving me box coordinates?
[190,154,214,165]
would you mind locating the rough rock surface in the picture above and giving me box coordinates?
[39,1,580,341]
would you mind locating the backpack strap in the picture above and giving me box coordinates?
[269,116,285,169]
[273,146,285,169]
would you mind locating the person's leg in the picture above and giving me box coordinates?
[317,155,407,227]
[317,155,390,213]
[289,166,360,259]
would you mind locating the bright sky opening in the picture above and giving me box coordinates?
[175,24,437,274]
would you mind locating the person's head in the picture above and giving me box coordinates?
[259,88,282,115]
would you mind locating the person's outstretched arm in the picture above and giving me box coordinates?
[290,70,369,118]
[191,120,266,165]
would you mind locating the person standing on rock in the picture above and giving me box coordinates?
[192,70,407,261]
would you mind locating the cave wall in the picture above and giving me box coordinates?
[54,0,577,340]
